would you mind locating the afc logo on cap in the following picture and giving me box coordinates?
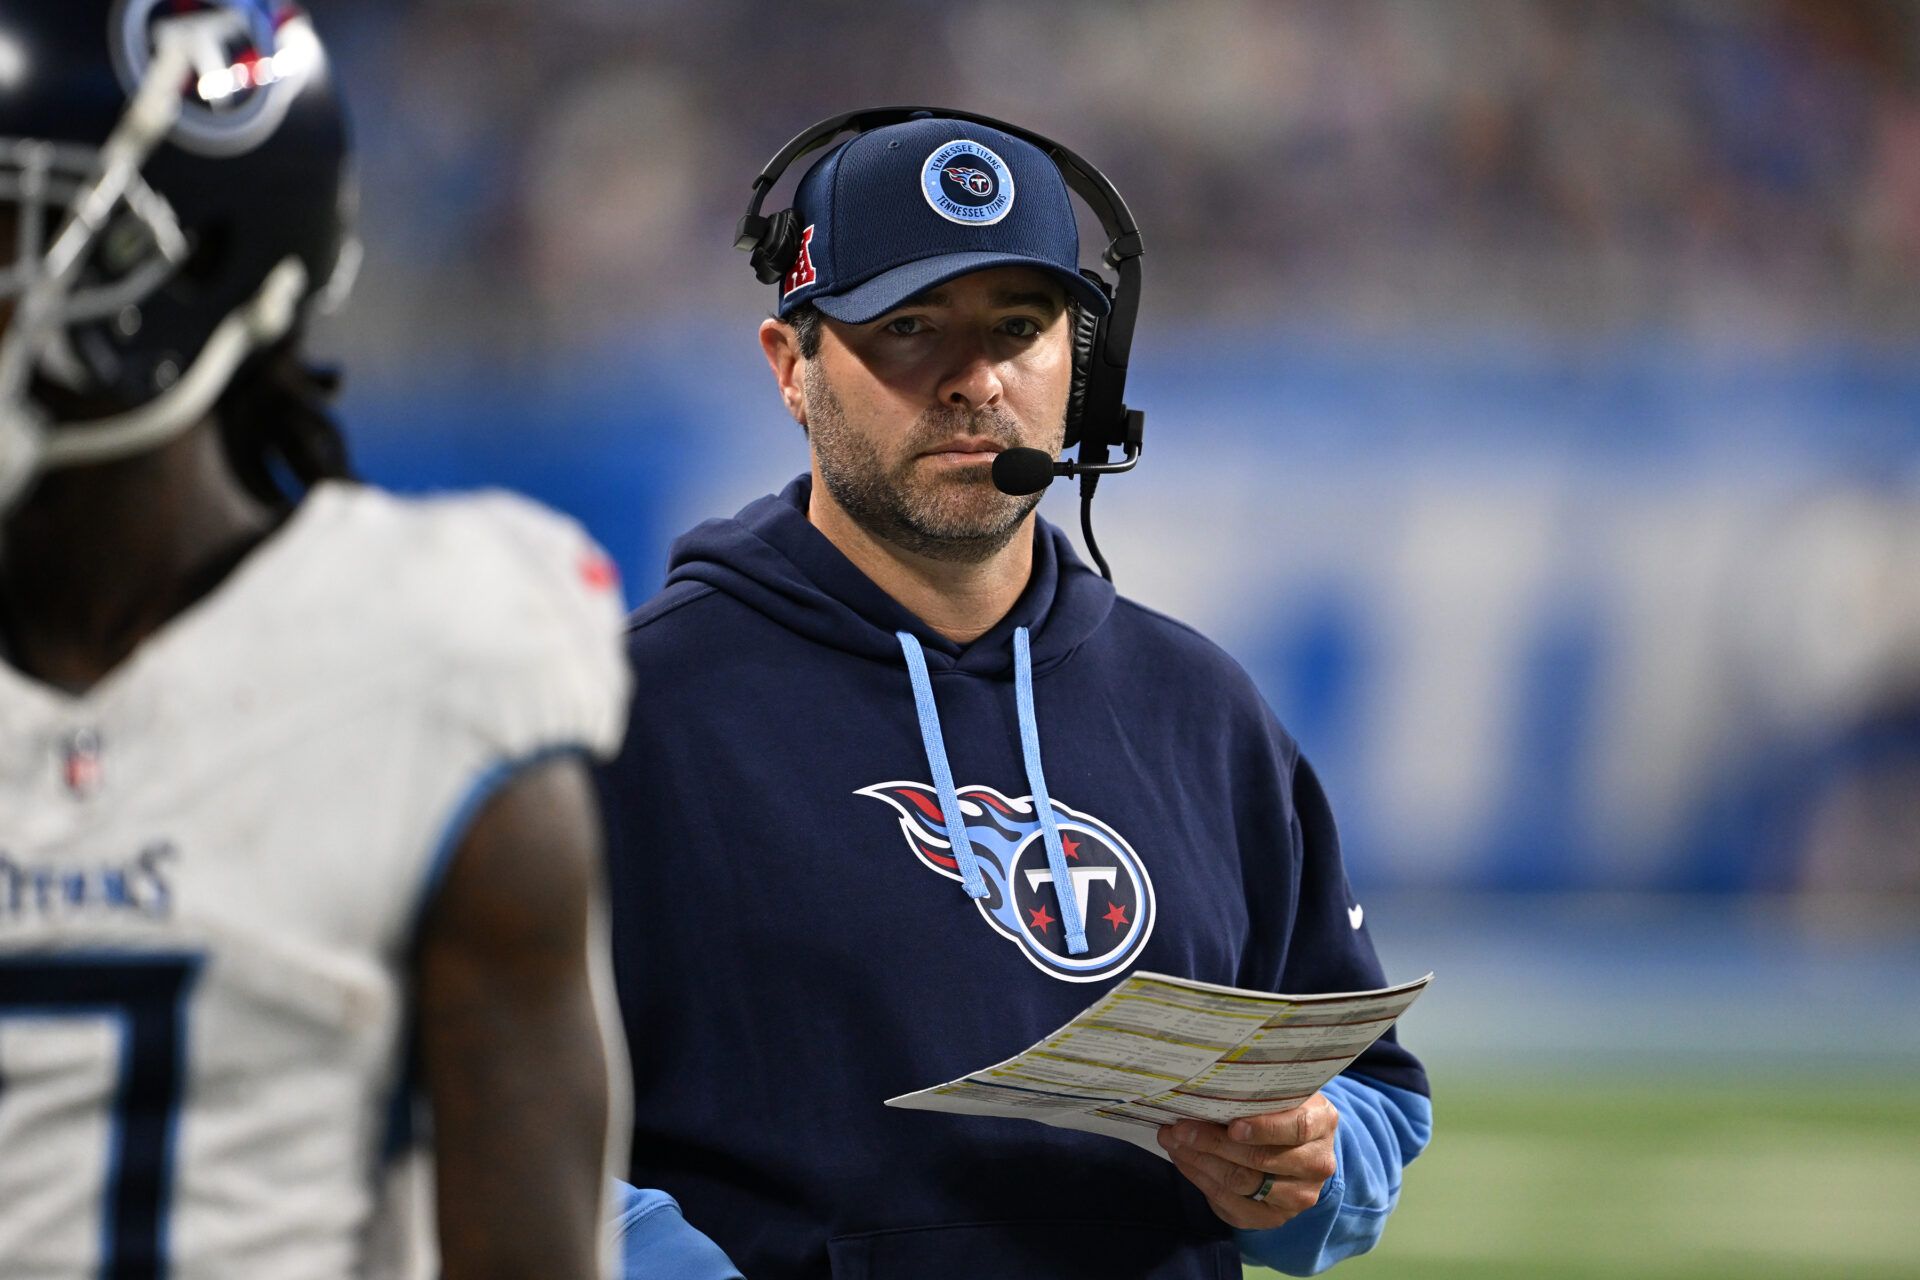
[921,140,1015,226]
[783,224,818,296]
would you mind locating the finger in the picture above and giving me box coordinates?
[1179,1126,1339,1181]
[1189,1173,1314,1231]
[1170,1147,1331,1231]
[1225,1094,1340,1148]
[1194,1165,1329,1229]
[1198,1148,1333,1216]
[1167,1146,1265,1202]
[1198,1182,1320,1228]
[1198,1185,1270,1230]
[1190,1136,1344,1189]
[1159,1119,1226,1151]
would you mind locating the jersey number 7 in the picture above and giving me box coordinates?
[0,954,200,1278]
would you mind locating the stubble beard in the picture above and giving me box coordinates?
[804,362,1049,565]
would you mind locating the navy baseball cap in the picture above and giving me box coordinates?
[774,116,1111,324]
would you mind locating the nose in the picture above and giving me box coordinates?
[935,338,1005,413]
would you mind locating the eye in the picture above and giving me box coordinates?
[1001,316,1042,338]
[883,315,928,336]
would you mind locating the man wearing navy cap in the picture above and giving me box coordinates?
[598,112,1431,1279]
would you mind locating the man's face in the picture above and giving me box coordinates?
[796,265,1073,563]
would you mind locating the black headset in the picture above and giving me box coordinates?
[736,107,1146,578]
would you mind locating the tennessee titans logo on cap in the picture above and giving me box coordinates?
[111,0,317,157]
[921,139,1015,226]
[860,781,1155,982]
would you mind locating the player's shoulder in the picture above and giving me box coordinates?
[311,482,607,587]
[292,484,629,752]
[305,482,622,646]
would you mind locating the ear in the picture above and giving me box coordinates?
[759,318,807,428]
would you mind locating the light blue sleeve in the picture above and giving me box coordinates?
[1234,1073,1433,1276]
[610,1182,744,1280]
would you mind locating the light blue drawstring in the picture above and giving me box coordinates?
[895,627,1089,955]
[897,631,989,899]
[1013,626,1087,954]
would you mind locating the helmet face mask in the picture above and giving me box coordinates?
[0,137,189,346]
[0,0,351,516]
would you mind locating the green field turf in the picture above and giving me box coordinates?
[1247,1072,1920,1280]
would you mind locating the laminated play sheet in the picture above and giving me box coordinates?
[885,970,1431,1155]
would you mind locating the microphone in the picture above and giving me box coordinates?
[990,447,1058,496]
[991,443,1143,496]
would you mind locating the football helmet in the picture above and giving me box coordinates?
[0,0,354,514]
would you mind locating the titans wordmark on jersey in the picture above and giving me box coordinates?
[0,483,627,1279]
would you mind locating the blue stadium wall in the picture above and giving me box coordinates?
[342,331,1920,897]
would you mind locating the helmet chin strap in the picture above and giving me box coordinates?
[0,413,45,520]
[39,255,307,470]
[0,255,308,512]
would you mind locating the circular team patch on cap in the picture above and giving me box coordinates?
[921,139,1015,226]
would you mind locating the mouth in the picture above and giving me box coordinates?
[918,438,1008,463]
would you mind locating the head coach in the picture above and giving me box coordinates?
[596,107,1432,1279]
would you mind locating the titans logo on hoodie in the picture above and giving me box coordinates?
[859,781,1155,981]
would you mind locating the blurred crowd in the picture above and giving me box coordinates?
[307,0,1920,900]
[317,0,1920,369]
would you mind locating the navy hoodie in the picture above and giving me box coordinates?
[599,477,1430,1279]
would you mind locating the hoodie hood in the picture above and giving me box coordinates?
[664,475,1115,678]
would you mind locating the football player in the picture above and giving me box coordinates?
[0,4,735,1277]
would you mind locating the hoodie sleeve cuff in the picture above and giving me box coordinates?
[610,1182,745,1280]
[1233,1073,1433,1275]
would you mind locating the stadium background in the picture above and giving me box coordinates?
[314,2,1919,1275]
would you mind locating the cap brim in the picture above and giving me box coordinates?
[807,251,1111,324]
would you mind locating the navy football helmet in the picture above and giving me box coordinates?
[0,0,353,513]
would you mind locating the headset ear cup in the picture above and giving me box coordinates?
[1064,271,1111,449]
[750,209,801,285]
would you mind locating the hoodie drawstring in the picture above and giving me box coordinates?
[896,627,1089,956]
[1013,627,1088,954]
[897,631,989,900]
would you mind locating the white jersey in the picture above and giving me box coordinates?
[0,483,630,1279]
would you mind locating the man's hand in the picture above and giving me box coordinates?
[1156,1093,1340,1230]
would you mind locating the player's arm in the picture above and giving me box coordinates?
[417,754,614,1280]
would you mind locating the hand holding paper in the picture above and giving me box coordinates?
[1158,1093,1341,1228]
[885,970,1431,1156]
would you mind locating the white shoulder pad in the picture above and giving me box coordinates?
[328,485,632,764]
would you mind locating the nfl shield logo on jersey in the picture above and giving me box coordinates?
[859,781,1156,982]
[61,728,105,798]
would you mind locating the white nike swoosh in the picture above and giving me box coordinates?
[1348,904,1364,930]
